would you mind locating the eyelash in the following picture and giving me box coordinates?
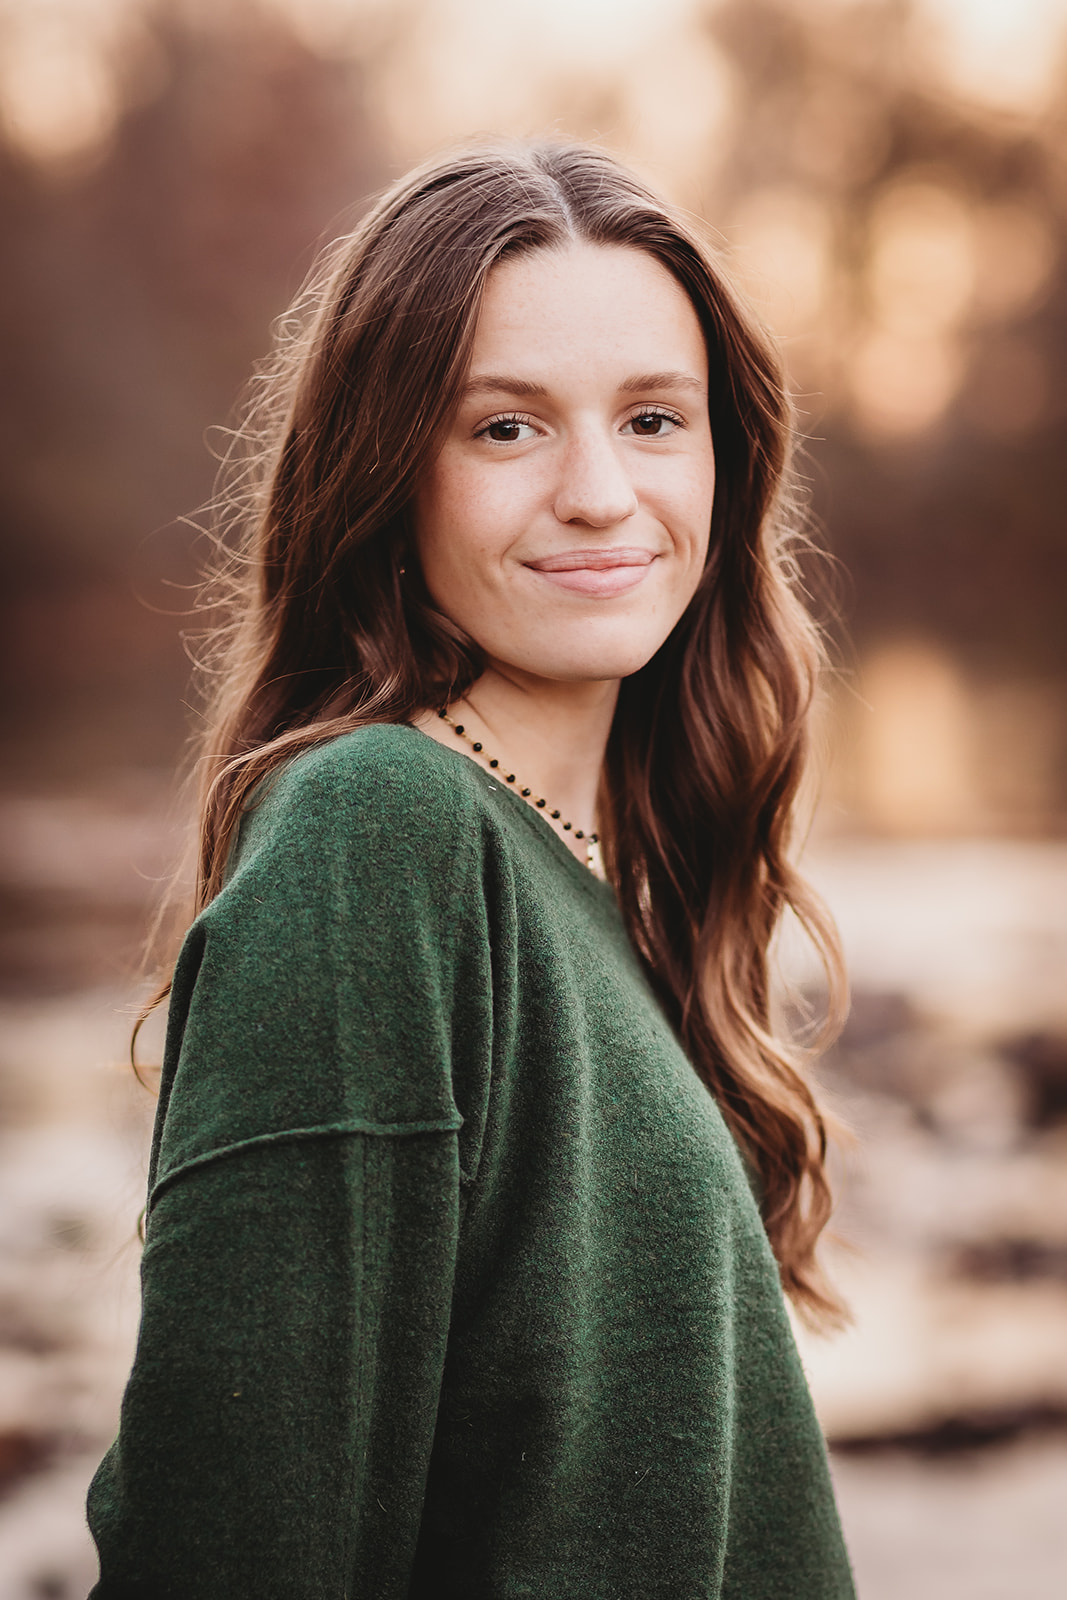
[626,406,685,435]
[475,411,536,441]
[474,406,685,441]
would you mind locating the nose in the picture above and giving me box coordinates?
[552,427,639,529]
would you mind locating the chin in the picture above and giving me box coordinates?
[507,643,667,683]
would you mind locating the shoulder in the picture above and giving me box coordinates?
[229,722,487,887]
[158,724,493,1186]
[259,721,470,812]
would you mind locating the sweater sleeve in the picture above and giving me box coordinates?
[86,730,496,1599]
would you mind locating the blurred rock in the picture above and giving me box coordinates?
[952,1237,1067,1287]
[1000,1030,1067,1129]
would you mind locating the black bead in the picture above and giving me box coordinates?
[575,831,584,840]
[520,788,530,797]
[590,833,598,843]
[472,742,482,752]
[551,810,560,819]
[563,821,571,830]
[437,708,445,718]
[489,759,499,769]
[506,774,515,782]
[454,724,464,735]
[536,798,546,808]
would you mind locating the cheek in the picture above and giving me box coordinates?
[692,452,716,557]
[413,467,468,599]
[412,462,453,560]
[418,451,493,535]
[413,464,505,627]
[416,453,526,578]
[647,435,714,518]
[667,458,715,563]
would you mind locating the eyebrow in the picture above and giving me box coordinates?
[462,375,548,399]
[461,370,705,400]
[619,371,705,396]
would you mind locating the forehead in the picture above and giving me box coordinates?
[469,242,708,381]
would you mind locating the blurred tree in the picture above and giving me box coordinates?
[0,0,385,778]
[706,0,1067,691]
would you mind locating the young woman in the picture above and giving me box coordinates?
[87,138,855,1597]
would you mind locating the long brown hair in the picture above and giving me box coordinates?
[167,138,848,1323]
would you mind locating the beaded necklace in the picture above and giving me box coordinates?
[437,707,601,870]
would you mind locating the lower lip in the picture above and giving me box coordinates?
[525,563,653,598]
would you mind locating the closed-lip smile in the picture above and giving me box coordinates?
[525,547,655,572]
[523,546,658,598]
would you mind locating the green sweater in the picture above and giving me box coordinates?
[87,723,855,1598]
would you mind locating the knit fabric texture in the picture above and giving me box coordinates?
[86,723,856,1598]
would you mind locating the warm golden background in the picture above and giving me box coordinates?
[1,1,1065,1594]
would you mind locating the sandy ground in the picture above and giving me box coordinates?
[0,789,1065,1596]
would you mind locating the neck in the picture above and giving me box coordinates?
[414,664,619,865]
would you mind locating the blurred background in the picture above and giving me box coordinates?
[0,0,1065,1593]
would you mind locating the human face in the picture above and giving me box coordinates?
[413,242,715,686]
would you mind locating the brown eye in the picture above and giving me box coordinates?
[487,419,523,442]
[627,411,678,437]
[478,414,537,443]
